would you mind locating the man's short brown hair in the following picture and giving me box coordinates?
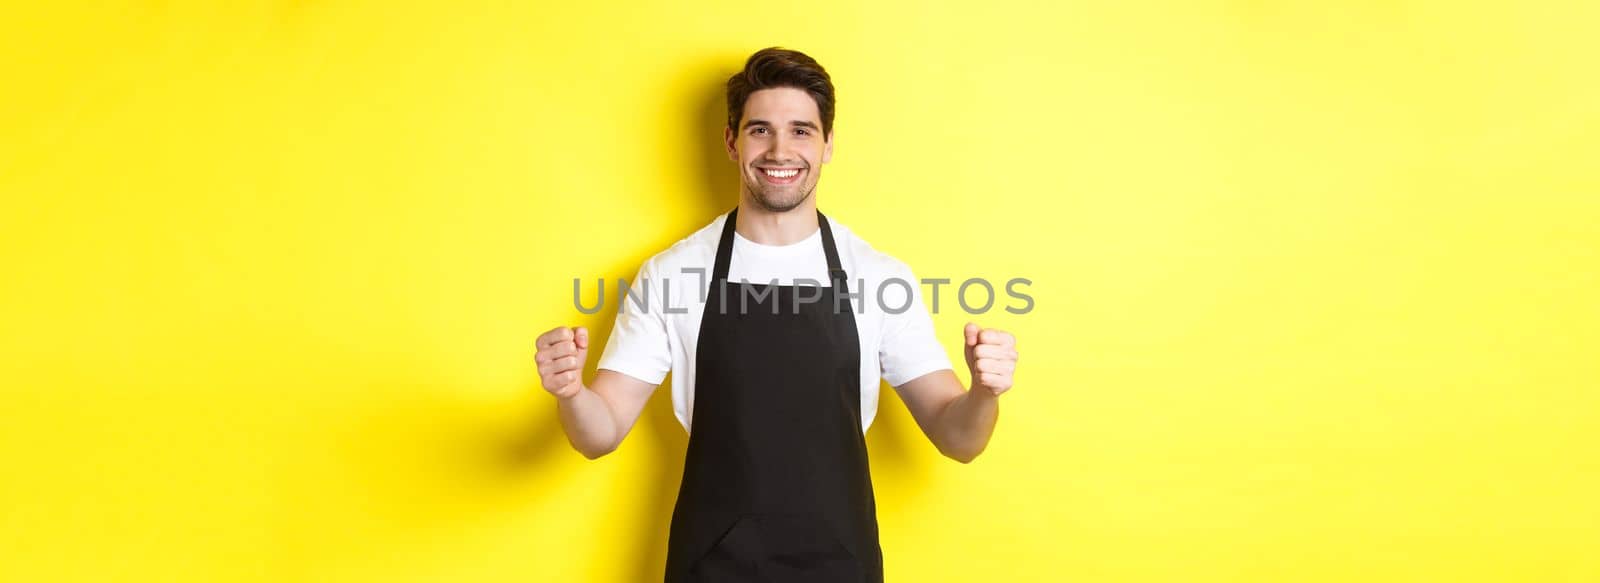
[726,47,836,138]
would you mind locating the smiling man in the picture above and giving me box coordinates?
[534,47,1020,582]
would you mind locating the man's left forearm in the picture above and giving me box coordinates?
[933,384,1000,463]
[894,324,1017,463]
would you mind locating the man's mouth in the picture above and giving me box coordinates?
[758,167,804,185]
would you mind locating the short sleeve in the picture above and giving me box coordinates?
[596,257,672,385]
[878,260,954,387]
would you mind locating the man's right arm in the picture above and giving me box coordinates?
[535,326,658,459]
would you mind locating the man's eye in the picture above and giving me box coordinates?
[795,129,809,136]
[752,127,767,135]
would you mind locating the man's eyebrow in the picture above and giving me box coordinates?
[742,118,821,130]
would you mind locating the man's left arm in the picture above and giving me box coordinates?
[893,323,1018,463]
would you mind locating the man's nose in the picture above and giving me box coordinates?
[768,133,798,162]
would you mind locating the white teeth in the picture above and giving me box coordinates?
[763,168,799,178]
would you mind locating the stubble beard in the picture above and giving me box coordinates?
[745,174,817,214]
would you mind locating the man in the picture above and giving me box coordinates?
[534,47,1019,582]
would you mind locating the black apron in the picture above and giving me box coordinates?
[663,208,882,582]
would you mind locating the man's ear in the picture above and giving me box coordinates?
[724,126,738,161]
[822,130,834,164]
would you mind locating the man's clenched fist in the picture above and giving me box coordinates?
[536,326,589,399]
[963,322,1018,397]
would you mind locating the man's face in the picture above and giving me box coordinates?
[725,87,833,213]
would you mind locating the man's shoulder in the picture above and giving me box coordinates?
[830,218,915,280]
[637,213,725,278]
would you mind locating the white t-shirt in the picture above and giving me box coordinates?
[596,211,952,434]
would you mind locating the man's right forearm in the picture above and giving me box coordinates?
[556,385,620,459]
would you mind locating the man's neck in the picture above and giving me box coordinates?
[735,197,819,246]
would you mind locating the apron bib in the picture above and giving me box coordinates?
[663,208,882,583]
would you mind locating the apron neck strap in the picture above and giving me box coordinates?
[709,207,848,285]
[816,210,846,285]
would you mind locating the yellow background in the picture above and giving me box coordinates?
[3,1,1597,581]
